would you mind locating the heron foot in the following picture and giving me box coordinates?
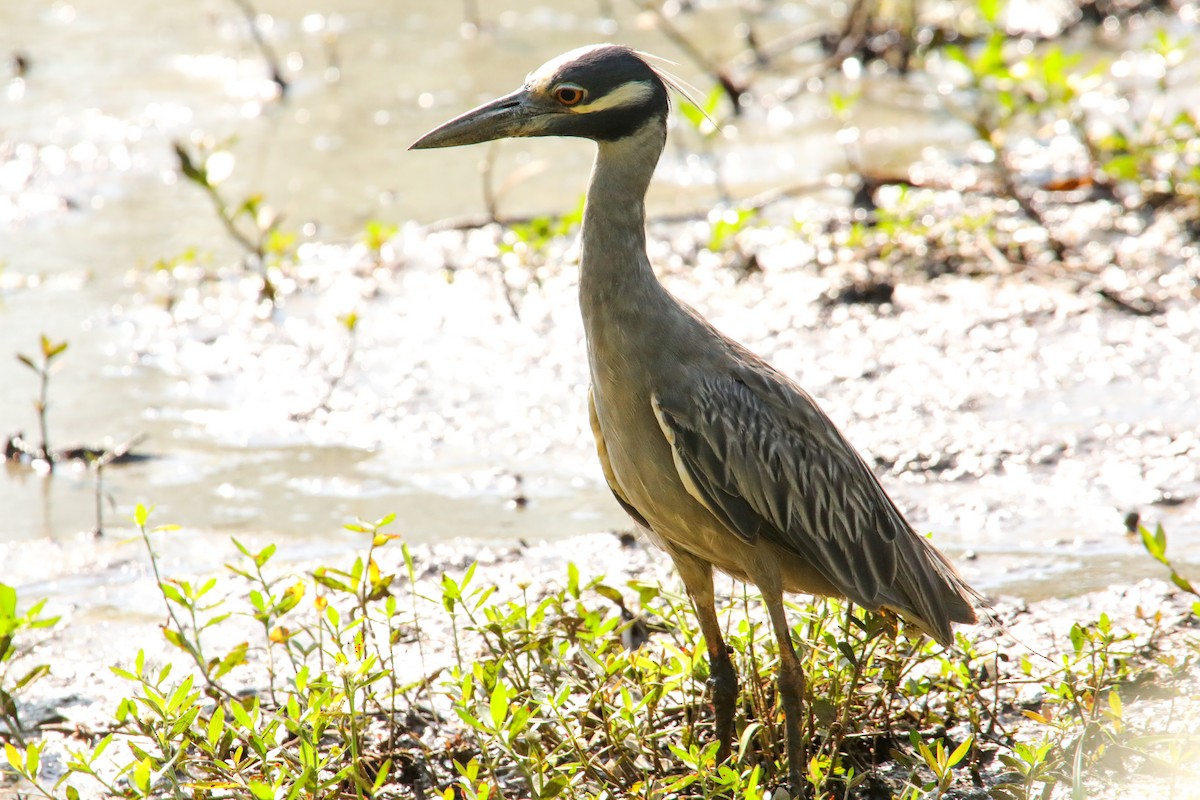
[707,647,738,761]
[777,655,809,796]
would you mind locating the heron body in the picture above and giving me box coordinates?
[412,44,981,792]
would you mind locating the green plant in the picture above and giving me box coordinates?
[498,197,584,268]
[939,17,1096,259]
[132,503,245,701]
[0,585,59,745]
[1087,32,1200,204]
[707,207,758,255]
[905,733,974,797]
[15,335,68,464]
[676,84,730,202]
[1140,523,1200,614]
[173,139,296,304]
[361,221,399,265]
[494,197,584,317]
[8,507,1196,799]
[147,246,210,311]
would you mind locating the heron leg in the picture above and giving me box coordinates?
[670,549,738,762]
[762,588,809,795]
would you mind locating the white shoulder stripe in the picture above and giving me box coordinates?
[651,394,721,518]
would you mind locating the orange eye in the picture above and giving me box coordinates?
[554,85,585,106]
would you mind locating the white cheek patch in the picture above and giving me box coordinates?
[571,80,655,114]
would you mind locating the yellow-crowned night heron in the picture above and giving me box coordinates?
[412,44,981,790]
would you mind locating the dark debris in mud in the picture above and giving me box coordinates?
[3,432,150,470]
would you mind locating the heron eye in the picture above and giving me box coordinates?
[554,85,585,106]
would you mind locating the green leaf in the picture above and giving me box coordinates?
[978,0,1005,23]
[677,98,705,128]
[207,705,226,749]
[540,775,568,799]
[159,583,185,606]
[275,582,305,615]
[567,562,580,598]
[736,721,764,761]
[16,664,51,689]
[593,583,623,605]
[133,756,151,794]
[1171,570,1196,595]
[91,733,113,762]
[1068,623,1087,655]
[173,142,207,184]
[947,735,973,768]
[109,665,138,681]
[454,705,482,731]
[41,335,68,360]
[917,739,939,770]
[215,642,248,679]
[1139,524,1168,565]
[255,543,277,568]
[942,44,968,67]
[975,32,1008,79]
[312,570,352,593]
[372,758,393,793]
[488,681,509,728]
[161,627,192,655]
[828,90,860,116]
[229,697,255,731]
[166,675,196,714]
[5,742,23,773]
[0,584,16,623]
[1104,154,1140,181]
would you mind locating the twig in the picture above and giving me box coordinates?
[228,0,288,96]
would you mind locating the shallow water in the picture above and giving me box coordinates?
[1,0,1198,618]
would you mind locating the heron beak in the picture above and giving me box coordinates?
[409,87,536,149]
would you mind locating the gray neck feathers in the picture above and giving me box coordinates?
[579,118,668,322]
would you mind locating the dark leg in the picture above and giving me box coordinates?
[762,588,808,795]
[670,550,738,761]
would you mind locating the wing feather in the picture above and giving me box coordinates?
[651,365,977,641]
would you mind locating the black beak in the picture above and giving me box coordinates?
[409,88,537,149]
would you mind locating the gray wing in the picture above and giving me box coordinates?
[651,364,977,642]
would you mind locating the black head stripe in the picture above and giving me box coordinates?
[552,46,668,140]
[553,46,660,100]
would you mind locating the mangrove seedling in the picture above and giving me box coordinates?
[14,335,67,466]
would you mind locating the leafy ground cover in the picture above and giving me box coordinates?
[2,510,1198,799]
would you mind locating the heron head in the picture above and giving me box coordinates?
[410,44,672,150]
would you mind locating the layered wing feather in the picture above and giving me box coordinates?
[651,364,977,643]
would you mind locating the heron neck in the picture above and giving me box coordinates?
[579,119,667,314]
